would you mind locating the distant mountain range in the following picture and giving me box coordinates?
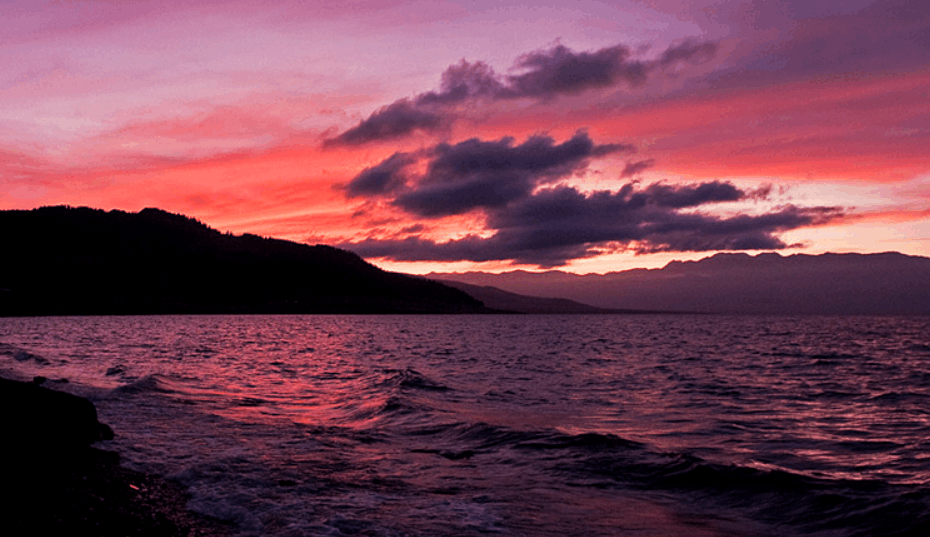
[437,280,686,314]
[0,206,489,315]
[430,252,930,315]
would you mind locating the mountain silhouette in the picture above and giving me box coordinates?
[436,280,680,314]
[430,252,930,315]
[0,206,488,315]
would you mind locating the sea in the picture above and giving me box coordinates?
[2,314,930,536]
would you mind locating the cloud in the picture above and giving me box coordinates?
[477,184,837,264]
[324,100,445,146]
[636,180,744,208]
[344,152,417,197]
[338,131,843,267]
[504,44,649,97]
[343,130,634,216]
[657,39,720,67]
[416,60,506,106]
[338,187,842,267]
[621,158,656,177]
[325,39,719,146]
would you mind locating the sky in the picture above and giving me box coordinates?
[2,0,929,274]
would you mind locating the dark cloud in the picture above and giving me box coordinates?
[657,39,720,67]
[344,152,416,197]
[638,180,744,208]
[339,170,843,267]
[416,60,505,106]
[325,100,444,147]
[505,44,649,97]
[482,183,818,255]
[620,158,655,177]
[325,40,719,146]
[346,131,634,217]
[338,132,839,266]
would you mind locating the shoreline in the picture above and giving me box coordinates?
[0,375,234,537]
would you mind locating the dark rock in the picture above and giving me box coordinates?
[0,377,114,453]
[0,376,231,536]
[0,444,233,536]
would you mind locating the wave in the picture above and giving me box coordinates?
[339,393,438,426]
[565,435,930,536]
[340,368,453,423]
[396,421,930,536]
[868,390,930,403]
[234,396,268,407]
[0,343,51,365]
[112,374,177,395]
[379,367,452,392]
[105,365,127,376]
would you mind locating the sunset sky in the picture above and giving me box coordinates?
[3,0,929,274]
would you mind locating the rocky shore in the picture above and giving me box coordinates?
[0,376,233,537]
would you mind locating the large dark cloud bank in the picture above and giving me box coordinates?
[338,131,842,267]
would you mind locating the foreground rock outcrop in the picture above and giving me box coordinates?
[0,376,231,536]
[1,376,113,451]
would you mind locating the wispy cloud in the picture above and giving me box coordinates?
[325,39,719,146]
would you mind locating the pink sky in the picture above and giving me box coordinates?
[2,0,928,273]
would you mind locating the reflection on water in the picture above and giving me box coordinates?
[2,314,930,536]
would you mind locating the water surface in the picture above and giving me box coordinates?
[2,314,929,536]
